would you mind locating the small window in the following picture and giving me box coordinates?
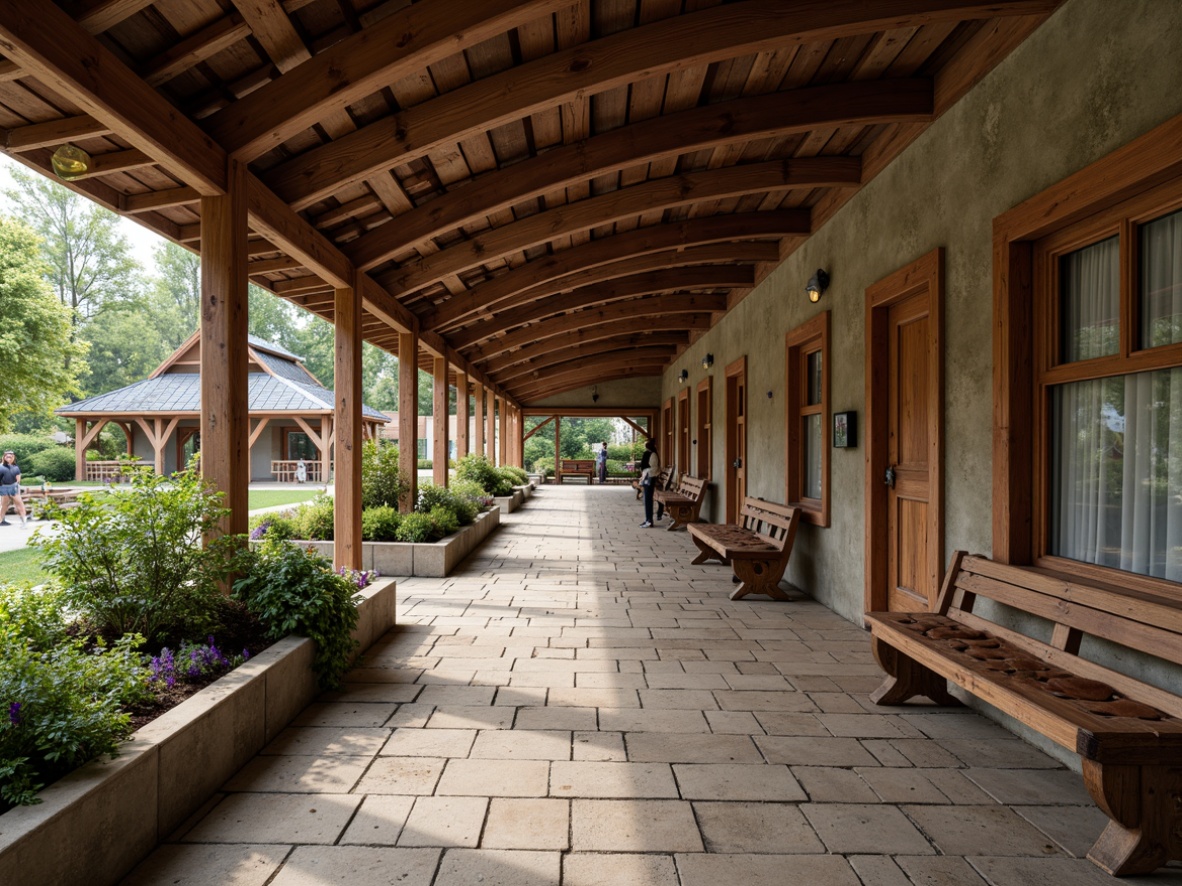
[1141,208,1182,349]
[785,312,830,526]
[1059,235,1119,362]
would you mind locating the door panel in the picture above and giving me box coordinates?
[725,357,747,524]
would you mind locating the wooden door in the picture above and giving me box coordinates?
[866,249,943,613]
[725,357,747,524]
[677,387,690,473]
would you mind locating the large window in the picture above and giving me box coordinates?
[785,312,829,526]
[1036,195,1182,583]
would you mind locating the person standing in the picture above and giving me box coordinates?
[0,450,27,527]
[596,442,608,484]
[638,437,660,528]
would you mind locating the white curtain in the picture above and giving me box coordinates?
[1061,235,1119,361]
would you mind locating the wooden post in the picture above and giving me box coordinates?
[486,389,496,463]
[433,355,449,487]
[153,418,166,474]
[398,331,418,513]
[75,418,84,481]
[554,414,561,483]
[334,282,362,571]
[497,397,507,468]
[455,370,469,461]
[200,158,250,542]
[320,416,333,486]
[474,384,485,458]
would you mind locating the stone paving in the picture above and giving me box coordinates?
[122,486,1182,885]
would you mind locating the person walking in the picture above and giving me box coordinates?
[638,437,660,528]
[596,442,608,484]
[0,450,27,527]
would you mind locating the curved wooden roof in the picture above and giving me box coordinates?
[0,0,1058,405]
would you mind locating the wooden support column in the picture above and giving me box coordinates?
[433,355,449,487]
[200,158,250,542]
[320,416,333,486]
[486,389,496,463]
[474,384,485,458]
[334,281,362,571]
[497,397,507,469]
[75,418,84,480]
[398,331,418,513]
[554,415,561,483]
[455,370,469,461]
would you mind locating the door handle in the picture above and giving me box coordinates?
[884,465,896,488]
[732,458,743,469]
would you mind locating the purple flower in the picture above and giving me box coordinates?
[250,521,271,540]
[242,648,250,661]
[8,701,23,726]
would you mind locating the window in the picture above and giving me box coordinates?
[1035,195,1182,583]
[695,377,712,480]
[785,312,830,526]
[285,430,317,460]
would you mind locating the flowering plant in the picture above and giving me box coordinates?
[337,566,379,589]
[147,638,248,690]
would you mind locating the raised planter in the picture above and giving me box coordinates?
[292,505,500,578]
[0,578,398,886]
[493,488,524,513]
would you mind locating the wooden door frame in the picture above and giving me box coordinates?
[724,355,747,524]
[864,247,944,613]
[677,386,690,473]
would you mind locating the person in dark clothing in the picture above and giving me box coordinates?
[0,450,27,527]
[638,437,664,527]
[596,442,608,484]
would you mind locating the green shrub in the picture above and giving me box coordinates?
[232,539,360,690]
[361,439,406,510]
[0,434,53,467]
[31,468,237,646]
[0,583,69,651]
[531,456,554,477]
[499,465,528,487]
[451,479,493,512]
[454,454,501,494]
[249,511,300,541]
[417,459,432,470]
[361,506,401,541]
[296,495,334,540]
[0,633,149,810]
[395,512,435,543]
[26,447,75,482]
[448,493,479,525]
[416,481,451,513]
[427,505,459,537]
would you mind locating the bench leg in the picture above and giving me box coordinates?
[1083,760,1181,876]
[869,637,959,706]
[666,503,691,531]
[729,559,790,601]
[690,534,727,566]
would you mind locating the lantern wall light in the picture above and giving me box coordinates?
[806,269,830,303]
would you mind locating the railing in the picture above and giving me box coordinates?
[83,460,150,482]
[271,460,329,483]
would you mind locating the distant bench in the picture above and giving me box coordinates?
[558,459,594,483]
[654,474,707,531]
[866,552,1182,876]
[688,497,801,600]
[632,465,673,500]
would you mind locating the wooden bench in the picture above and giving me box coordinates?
[558,458,594,484]
[687,497,801,600]
[865,551,1182,876]
[654,474,707,531]
[632,465,673,500]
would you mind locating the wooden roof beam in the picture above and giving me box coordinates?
[479,321,696,376]
[504,347,677,386]
[448,266,752,350]
[5,114,111,151]
[492,335,690,384]
[206,0,576,160]
[513,363,669,403]
[366,158,852,285]
[0,0,227,194]
[59,147,155,180]
[430,242,781,333]
[123,186,201,213]
[69,0,156,35]
[230,0,310,74]
[141,13,250,87]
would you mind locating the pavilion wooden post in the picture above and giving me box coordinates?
[554,415,561,482]
[474,384,485,458]
[433,355,450,487]
[200,159,250,542]
[398,331,419,513]
[334,281,362,571]
[320,416,334,486]
[74,418,84,480]
[455,370,469,460]
[486,389,496,464]
[497,397,507,469]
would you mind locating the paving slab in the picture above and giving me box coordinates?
[268,846,440,886]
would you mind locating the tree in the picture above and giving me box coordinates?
[147,242,201,349]
[80,306,170,394]
[0,219,85,431]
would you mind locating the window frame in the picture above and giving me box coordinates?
[785,311,830,527]
[677,386,690,473]
[695,376,712,480]
[993,111,1182,598]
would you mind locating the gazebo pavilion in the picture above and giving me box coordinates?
[1,0,1181,881]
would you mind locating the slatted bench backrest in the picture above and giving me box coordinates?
[940,552,1182,720]
[562,459,594,471]
[676,475,706,499]
[739,497,800,551]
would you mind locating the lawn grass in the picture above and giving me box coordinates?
[248,489,321,512]
[0,546,48,584]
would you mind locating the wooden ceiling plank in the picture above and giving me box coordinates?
[66,147,155,179]
[492,335,687,382]
[481,323,690,374]
[123,185,201,213]
[5,113,111,151]
[141,13,251,87]
[501,343,677,383]
[230,0,311,74]
[310,79,928,261]
[248,255,307,273]
[206,0,575,160]
[374,157,856,288]
[512,361,668,401]
[71,0,155,35]
[246,174,352,287]
[0,0,228,194]
[420,211,806,329]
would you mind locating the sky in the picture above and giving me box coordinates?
[0,151,166,271]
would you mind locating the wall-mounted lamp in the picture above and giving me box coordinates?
[702,353,713,370]
[678,369,689,383]
[591,385,599,403]
[806,269,830,303]
[51,144,91,181]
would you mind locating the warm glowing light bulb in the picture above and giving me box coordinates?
[51,144,91,180]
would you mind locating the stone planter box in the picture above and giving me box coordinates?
[293,505,500,578]
[0,579,397,886]
[493,488,524,513]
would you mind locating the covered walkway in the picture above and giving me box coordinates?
[120,487,1137,886]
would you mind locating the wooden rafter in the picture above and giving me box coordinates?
[493,335,690,384]
[513,362,670,402]
[479,322,694,376]
[4,114,111,151]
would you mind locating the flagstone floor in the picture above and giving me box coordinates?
[121,485,1181,885]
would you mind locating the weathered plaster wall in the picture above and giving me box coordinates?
[661,0,1182,625]
[532,377,662,410]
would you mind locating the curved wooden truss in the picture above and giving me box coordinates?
[0,0,1059,403]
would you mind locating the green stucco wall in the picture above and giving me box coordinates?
[662,0,1182,625]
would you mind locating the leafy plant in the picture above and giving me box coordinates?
[26,447,76,482]
[0,583,68,651]
[454,454,503,495]
[361,506,401,541]
[232,540,360,690]
[30,468,238,645]
[498,465,528,489]
[147,638,245,689]
[361,439,406,510]
[451,479,493,513]
[296,495,334,540]
[249,511,299,541]
[427,505,459,537]
[0,434,54,466]
[395,512,435,543]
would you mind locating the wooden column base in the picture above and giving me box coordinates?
[869,636,960,706]
[1083,760,1182,876]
